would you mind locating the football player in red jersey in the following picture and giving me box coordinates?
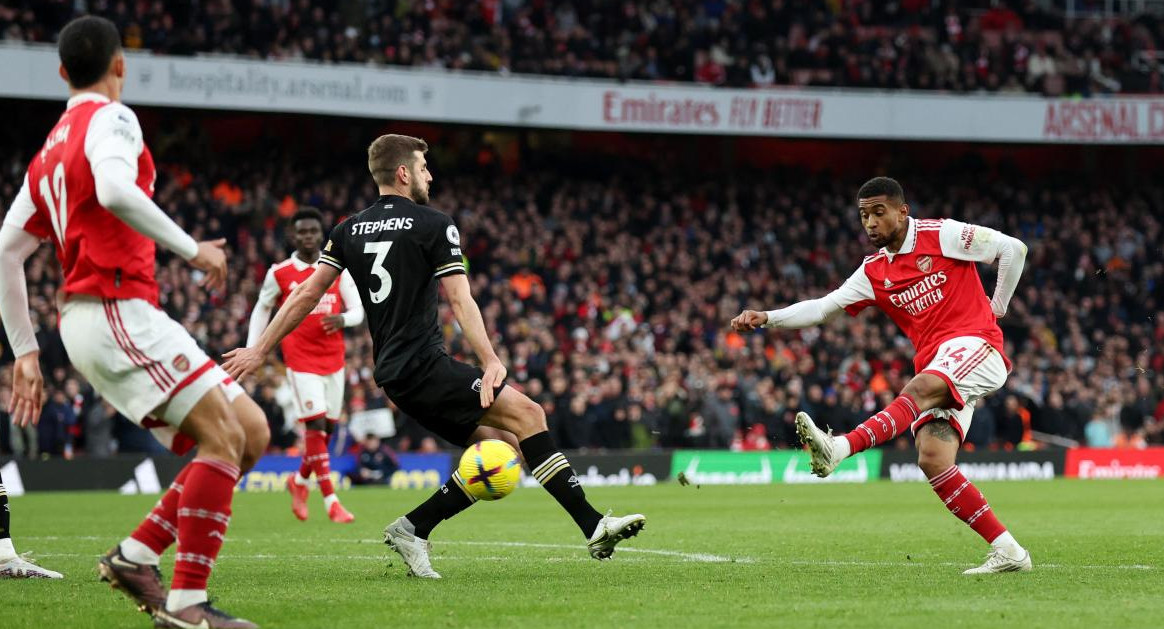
[732,177,1031,574]
[248,207,363,523]
[0,16,267,627]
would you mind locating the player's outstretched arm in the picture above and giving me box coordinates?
[225,264,339,380]
[440,273,504,408]
[731,297,844,332]
[731,265,873,332]
[0,219,46,427]
[938,220,1028,317]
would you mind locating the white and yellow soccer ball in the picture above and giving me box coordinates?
[458,439,522,501]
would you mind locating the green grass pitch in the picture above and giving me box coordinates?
[5,479,1162,628]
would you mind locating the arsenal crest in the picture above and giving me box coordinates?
[916,255,933,273]
[172,354,190,372]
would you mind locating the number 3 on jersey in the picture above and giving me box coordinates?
[364,241,393,303]
[38,163,68,247]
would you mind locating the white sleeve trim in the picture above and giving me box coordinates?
[0,224,44,356]
[338,269,364,327]
[92,159,199,260]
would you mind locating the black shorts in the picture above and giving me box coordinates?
[381,348,507,447]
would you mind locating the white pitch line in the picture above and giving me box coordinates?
[28,536,1151,570]
[438,540,754,564]
[22,535,748,564]
[789,560,1156,571]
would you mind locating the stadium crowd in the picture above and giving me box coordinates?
[0,126,1161,460]
[1,1,1162,95]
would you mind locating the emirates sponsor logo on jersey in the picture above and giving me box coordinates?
[916,255,932,273]
[887,271,948,316]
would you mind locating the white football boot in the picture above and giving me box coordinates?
[383,517,441,579]
[0,553,63,579]
[963,548,1032,574]
[794,412,843,478]
[587,512,646,560]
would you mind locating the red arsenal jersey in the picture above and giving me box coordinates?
[19,95,159,304]
[260,255,354,374]
[837,218,1011,372]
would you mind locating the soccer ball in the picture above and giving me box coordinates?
[458,439,522,501]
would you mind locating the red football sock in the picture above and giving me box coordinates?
[171,458,239,592]
[130,464,192,554]
[929,465,1007,544]
[298,440,313,479]
[305,430,335,497]
[843,393,920,454]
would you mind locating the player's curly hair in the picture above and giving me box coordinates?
[292,206,324,226]
[857,177,905,203]
[368,134,428,187]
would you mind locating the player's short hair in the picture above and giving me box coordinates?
[368,134,428,187]
[58,16,122,89]
[292,206,324,227]
[857,177,905,204]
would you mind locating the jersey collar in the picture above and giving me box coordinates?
[66,92,111,110]
[880,217,917,261]
[291,251,319,270]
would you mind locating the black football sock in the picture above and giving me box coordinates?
[1,469,10,542]
[520,431,603,537]
[404,471,476,539]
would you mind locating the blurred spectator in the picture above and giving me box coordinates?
[0,1,1159,95]
[352,435,399,485]
[0,107,1162,458]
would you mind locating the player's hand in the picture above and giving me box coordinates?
[190,238,228,291]
[321,314,345,334]
[222,346,265,381]
[730,310,768,332]
[9,352,44,427]
[480,358,507,408]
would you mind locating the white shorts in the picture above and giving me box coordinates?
[59,297,244,453]
[913,336,1009,441]
[285,368,344,421]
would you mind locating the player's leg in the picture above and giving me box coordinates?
[0,467,63,579]
[399,387,644,557]
[318,370,352,522]
[797,338,990,477]
[68,299,265,625]
[796,372,947,476]
[916,417,1030,574]
[286,369,322,521]
[149,387,261,628]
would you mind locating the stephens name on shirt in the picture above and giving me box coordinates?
[350,217,415,236]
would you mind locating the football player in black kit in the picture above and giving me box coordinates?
[225,134,645,578]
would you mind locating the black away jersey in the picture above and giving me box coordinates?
[319,194,466,383]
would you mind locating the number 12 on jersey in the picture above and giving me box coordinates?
[364,241,393,303]
[38,163,68,247]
